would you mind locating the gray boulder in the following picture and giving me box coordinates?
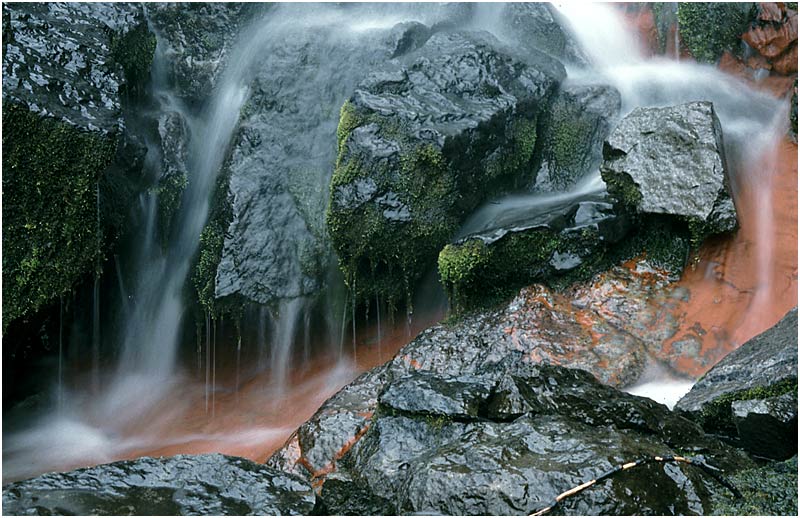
[601,101,738,244]
[328,29,565,306]
[676,308,798,459]
[2,454,315,515]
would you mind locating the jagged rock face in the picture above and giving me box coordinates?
[2,454,316,515]
[2,2,143,134]
[533,84,621,192]
[676,308,798,460]
[269,352,752,515]
[328,29,565,305]
[601,101,737,238]
[2,2,153,329]
[146,3,256,104]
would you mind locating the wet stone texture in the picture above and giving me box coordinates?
[601,101,737,237]
[2,454,316,516]
[269,351,753,515]
[676,308,798,461]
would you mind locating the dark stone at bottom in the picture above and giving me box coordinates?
[2,453,315,516]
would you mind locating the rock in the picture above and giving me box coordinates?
[327,29,564,306]
[710,455,798,516]
[438,192,630,309]
[501,3,589,65]
[732,392,798,460]
[533,84,622,192]
[271,353,753,515]
[2,454,315,515]
[2,2,154,330]
[742,9,797,59]
[2,2,145,133]
[601,101,738,246]
[676,308,798,457]
[676,3,755,63]
[146,3,257,104]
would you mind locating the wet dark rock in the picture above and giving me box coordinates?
[271,349,753,515]
[601,101,738,244]
[732,392,798,460]
[210,14,453,307]
[2,2,144,134]
[146,3,258,104]
[533,84,621,192]
[2,453,315,516]
[328,29,565,306]
[2,2,153,329]
[438,192,630,309]
[502,3,590,65]
[676,308,798,458]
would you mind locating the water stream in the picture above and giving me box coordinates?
[3,2,794,482]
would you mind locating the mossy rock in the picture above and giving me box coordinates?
[2,104,116,331]
[327,31,564,308]
[711,456,798,516]
[677,2,756,63]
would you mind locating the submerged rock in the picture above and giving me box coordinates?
[601,101,738,247]
[327,29,564,306]
[676,308,798,460]
[2,454,315,515]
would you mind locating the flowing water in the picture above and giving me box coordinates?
[3,3,795,482]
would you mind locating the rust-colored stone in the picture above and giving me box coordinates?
[758,2,786,23]
[772,42,798,74]
[743,12,798,59]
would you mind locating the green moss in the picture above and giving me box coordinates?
[699,377,798,436]
[192,158,241,320]
[336,100,363,165]
[677,3,755,63]
[711,456,798,516]
[438,228,582,312]
[110,22,157,99]
[602,169,643,209]
[2,104,116,331]
[154,172,188,246]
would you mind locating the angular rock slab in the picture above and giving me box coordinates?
[676,308,798,459]
[2,454,315,516]
[601,101,737,235]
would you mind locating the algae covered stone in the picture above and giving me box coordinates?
[327,30,564,306]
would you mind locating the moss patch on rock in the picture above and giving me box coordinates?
[2,104,116,331]
[677,3,755,63]
[110,21,157,99]
[697,377,798,437]
[711,456,798,516]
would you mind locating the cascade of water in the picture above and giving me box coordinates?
[269,297,306,394]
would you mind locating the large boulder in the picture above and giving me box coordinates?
[601,101,738,249]
[2,2,154,330]
[2,454,315,515]
[500,3,589,66]
[269,352,752,515]
[327,29,564,307]
[676,308,798,460]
